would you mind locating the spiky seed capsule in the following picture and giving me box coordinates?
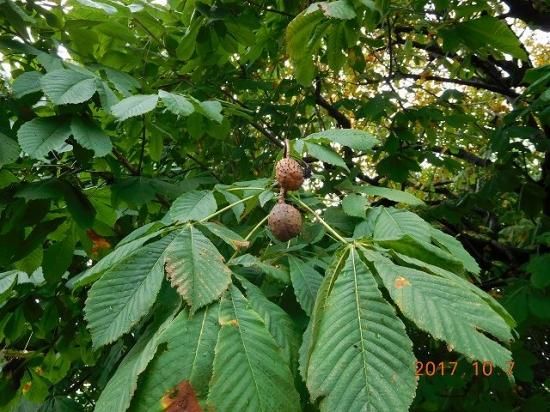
[276,158,304,191]
[268,202,302,241]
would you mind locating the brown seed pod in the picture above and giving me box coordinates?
[275,158,304,191]
[268,202,302,241]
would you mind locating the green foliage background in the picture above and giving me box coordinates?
[0,0,549,411]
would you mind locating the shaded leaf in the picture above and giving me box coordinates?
[288,256,323,316]
[70,118,112,157]
[17,118,71,160]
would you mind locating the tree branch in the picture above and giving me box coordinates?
[314,77,351,128]
[428,145,492,167]
[398,72,519,98]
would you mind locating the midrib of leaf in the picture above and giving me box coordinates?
[188,307,209,381]
[382,208,401,236]
[103,235,177,342]
[304,249,348,377]
[230,294,264,411]
[35,125,68,155]
[62,78,93,100]
[350,250,369,396]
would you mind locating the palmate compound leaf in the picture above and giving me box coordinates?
[371,254,513,373]
[132,305,219,411]
[208,286,301,412]
[85,233,178,349]
[94,303,179,412]
[165,225,231,313]
[305,248,417,412]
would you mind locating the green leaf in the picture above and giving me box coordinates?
[354,185,425,206]
[67,228,164,290]
[389,251,516,328]
[70,118,112,157]
[199,100,223,123]
[377,234,465,274]
[0,133,20,167]
[17,118,72,160]
[12,71,43,98]
[527,254,550,289]
[132,305,219,411]
[165,226,231,313]
[41,69,97,105]
[239,276,300,372]
[62,183,96,228]
[43,235,75,284]
[148,132,163,162]
[448,16,528,60]
[373,207,432,243]
[373,259,513,373]
[208,286,300,412]
[199,222,250,251]
[111,94,159,121]
[218,189,244,222]
[305,129,379,151]
[299,248,348,379]
[76,0,118,14]
[85,233,177,348]
[431,227,480,275]
[0,271,19,303]
[162,190,217,224]
[306,249,417,411]
[286,10,325,85]
[94,307,178,412]
[230,254,289,283]
[176,17,202,60]
[306,1,356,20]
[288,256,323,316]
[342,193,367,218]
[158,90,195,116]
[304,141,348,170]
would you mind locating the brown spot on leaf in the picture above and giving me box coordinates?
[161,381,203,412]
[394,276,410,289]
[232,240,250,251]
[21,381,32,394]
[220,319,238,327]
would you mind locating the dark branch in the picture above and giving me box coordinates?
[398,72,519,98]
[428,145,492,167]
[314,77,352,128]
